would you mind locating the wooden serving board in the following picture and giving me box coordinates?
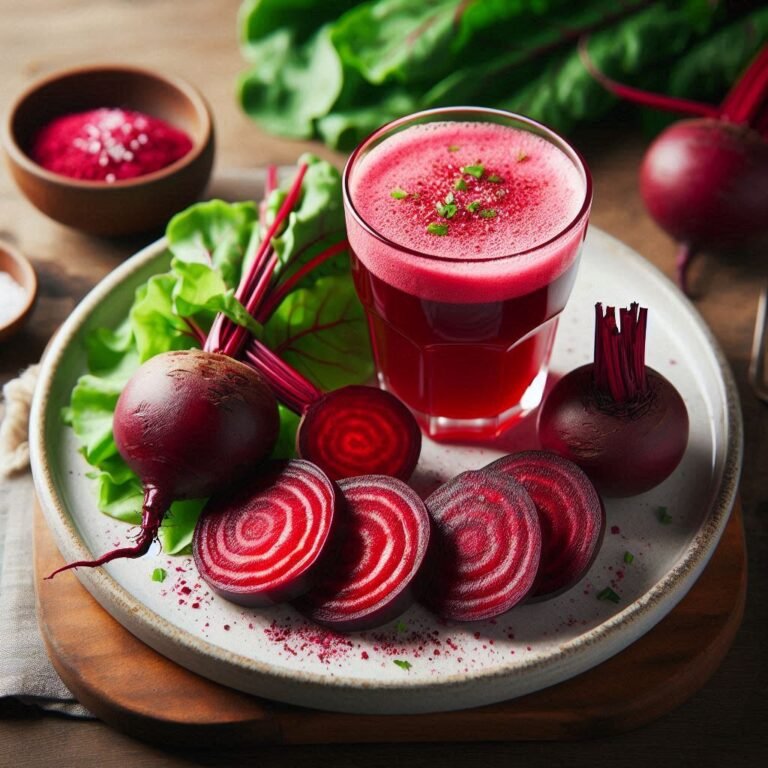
[33,499,746,747]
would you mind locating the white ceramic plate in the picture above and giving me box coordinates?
[30,220,742,714]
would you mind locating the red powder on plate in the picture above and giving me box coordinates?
[31,108,193,182]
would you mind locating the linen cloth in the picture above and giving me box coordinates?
[0,366,92,717]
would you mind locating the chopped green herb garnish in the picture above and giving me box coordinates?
[454,178,468,192]
[427,222,449,236]
[437,203,457,219]
[393,659,412,671]
[597,587,620,604]
[479,208,497,218]
[466,201,481,213]
[395,621,408,634]
[657,506,673,524]
[461,164,484,179]
[390,187,408,200]
[623,551,634,564]
[151,567,167,583]
[447,144,460,152]
[487,174,503,183]
[516,150,528,162]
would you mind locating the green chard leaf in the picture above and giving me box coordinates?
[262,273,373,391]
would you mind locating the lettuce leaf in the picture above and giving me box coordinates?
[66,157,372,555]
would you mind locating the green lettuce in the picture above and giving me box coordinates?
[67,156,372,554]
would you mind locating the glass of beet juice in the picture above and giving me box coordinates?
[343,108,592,441]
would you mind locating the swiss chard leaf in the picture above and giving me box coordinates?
[238,26,344,139]
[263,273,373,391]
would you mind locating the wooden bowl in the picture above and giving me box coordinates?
[2,64,214,237]
[0,241,37,341]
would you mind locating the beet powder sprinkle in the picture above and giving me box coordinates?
[30,108,193,182]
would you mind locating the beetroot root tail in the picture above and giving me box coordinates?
[676,242,695,296]
[45,530,156,579]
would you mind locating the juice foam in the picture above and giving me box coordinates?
[346,121,589,303]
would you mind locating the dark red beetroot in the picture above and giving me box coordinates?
[538,304,688,497]
[293,474,430,631]
[487,451,605,599]
[246,342,422,481]
[47,349,279,578]
[582,42,768,294]
[193,460,337,606]
[421,470,541,622]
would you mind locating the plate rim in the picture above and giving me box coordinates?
[29,226,744,711]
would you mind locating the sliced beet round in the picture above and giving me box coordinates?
[193,460,337,607]
[296,385,422,482]
[293,475,430,631]
[487,451,605,599]
[421,470,541,622]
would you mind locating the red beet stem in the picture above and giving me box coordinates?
[256,239,350,321]
[578,38,719,119]
[205,162,309,357]
[593,302,648,403]
[46,486,169,579]
[244,341,321,414]
[720,44,768,127]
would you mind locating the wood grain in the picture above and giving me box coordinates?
[33,500,746,747]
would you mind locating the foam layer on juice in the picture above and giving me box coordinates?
[346,121,589,302]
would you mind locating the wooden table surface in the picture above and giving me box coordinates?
[1,2,765,766]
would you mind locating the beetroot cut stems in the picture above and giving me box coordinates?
[538,303,689,497]
[193,460,338,606]
[294,474,431,631]
[420,470,541,622]
[580,40,768,294]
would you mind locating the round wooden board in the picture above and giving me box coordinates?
[33,499,746,747]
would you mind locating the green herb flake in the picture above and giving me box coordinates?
[436,200,457,219]
[447,144,460,152]
[395,621,409,634]
[466,201,481,213]
[487,174,503,183]
[657,506,673,524]
[479,208,497,218]
[427,222,449,236]
[623,551,635,564]
[516,150,529,163]
[461,164,484,179]
[393,659,412,671]
[151,567,167,583]
[390,187,408,200]
[454,178,468,192]
[597,587,620,604]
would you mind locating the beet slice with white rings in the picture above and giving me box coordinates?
[421,470,542,622]
[193,460,338,607]
[296,385,422,481]
[487,451,606,599]
[293,475,431,631]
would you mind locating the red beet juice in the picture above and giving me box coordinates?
[343,110,591,440]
